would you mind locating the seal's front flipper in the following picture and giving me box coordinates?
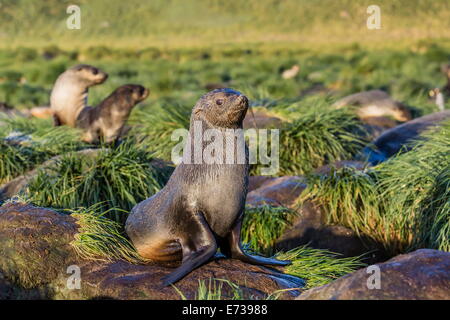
[225,216,291,267]
[162,212,217,286]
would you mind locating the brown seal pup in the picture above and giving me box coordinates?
[125,88,290,285]
[333,90,412,122]
[50,64,108,127]
[76,84,149,144]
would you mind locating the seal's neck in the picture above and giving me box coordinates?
[182,117,247,166]
[51,77,90,126]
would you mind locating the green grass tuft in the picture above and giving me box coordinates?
[250,106,367,176]
[27,141,173,223]
[299,120,450,255]
[375,120,450,253]
[0,117,83,184]
[242,205,297,255]
[298,166,381,239]
[70,204,146,264]
[276,246,365,289]
[173,278,248,300]
[130,101,191,161]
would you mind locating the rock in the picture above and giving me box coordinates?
[246,176,306,208]
[365,110,450,163]
[297,249,450,300]
[246,174,386,263]
[243,109,284,129]
[248,176,276,192]
[0,203,303,300]
[313,160,367,175]
[0,149,100,202]
[274,201,386,263]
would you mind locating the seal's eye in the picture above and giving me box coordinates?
[216,99,224,106]
[92,68,99,75]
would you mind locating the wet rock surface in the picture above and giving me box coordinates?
[247,172,386,263]
[366,110,450,163]
[297,249,450,300]
[313,160,367,175]
[0,203,303,300]
[246,176,306,208]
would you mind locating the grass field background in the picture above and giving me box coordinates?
[1,0,450,50]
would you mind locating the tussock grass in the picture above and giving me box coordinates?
[242,205,297,255]
[299,121,450,255]
[375,121,450,253]
[27,141,173,223]
[298,167,380,239]
[70,204,145,264]
[276,246,365,289]
[130,102,191,161]
[419,167,450,251]
[0,117,82,184]
[0,142,36,184]
[174,279,247,300]
[277,108,367,176]
[173,278,290,300]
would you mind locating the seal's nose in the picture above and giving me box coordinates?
[239,95,249,107]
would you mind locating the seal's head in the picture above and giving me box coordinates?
[429,87,441,99]
[193,88,249,128]
[441,63,450,79]
[390,103,412,122]
[113,84,150,108]
[68,64,108,86]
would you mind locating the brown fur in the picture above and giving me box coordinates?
[334,90,412,122]
[76,84,149,144]
[50,64,108,127]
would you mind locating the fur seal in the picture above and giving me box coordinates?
[281,65,300,79]
[364,110,450,163]
[50,64,108,127]
[429,63,450,110]
[333,90,412,122]
[76,84,149,144]
[125,88,290,285]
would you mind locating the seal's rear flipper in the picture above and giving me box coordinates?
[225,216,291,267]
[161,212,217,286]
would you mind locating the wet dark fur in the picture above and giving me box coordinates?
[125,88,290,286]
[76,84,148,144]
